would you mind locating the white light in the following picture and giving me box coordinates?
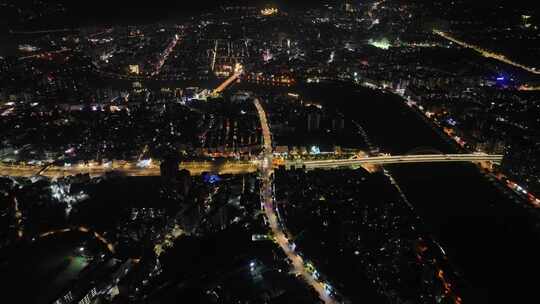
[137,159,152,168]
[368,38,390,50]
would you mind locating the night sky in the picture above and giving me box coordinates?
[1,0,538,29]
[2,0,310,28]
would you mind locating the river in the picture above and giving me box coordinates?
[301,82,540,304]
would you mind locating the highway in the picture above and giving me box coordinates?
[301,153,503,169]
[0,161,258,178]
[254,98,337,304]
[434,30,540,75]
[0,154,501,178]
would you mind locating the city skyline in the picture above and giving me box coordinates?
[1,1,539,304]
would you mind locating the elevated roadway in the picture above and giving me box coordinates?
[299,154,503,169]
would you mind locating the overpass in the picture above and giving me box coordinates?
[293,154,503,169]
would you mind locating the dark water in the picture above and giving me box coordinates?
[389,163,540,304]
[0,232,105,304]
[304,83,540,304]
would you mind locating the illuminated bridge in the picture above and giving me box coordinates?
[213,64,244,94]
[213,71,242,94]
[294,154,503,169]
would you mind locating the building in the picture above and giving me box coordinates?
[128,64,140,75]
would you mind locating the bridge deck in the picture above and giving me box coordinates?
[301,154,503,168]
[213,72,242,94]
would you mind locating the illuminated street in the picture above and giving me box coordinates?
[0,154,501,178]
[434,30,540,75]
[150,33,181,76]
[0,161,258,178]
[254,98,337,304]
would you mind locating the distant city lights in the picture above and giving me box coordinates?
[261,8,278,16]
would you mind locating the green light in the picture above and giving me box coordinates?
[369,38,390,50]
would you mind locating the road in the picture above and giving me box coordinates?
[434,30,540,75]
[0,161,258,178]
[38,226,115,254]
[300,153,503,169]
[0,154,501,178]
[253,98,337,304]
[18,48,72,60]
[151,34,181,76]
